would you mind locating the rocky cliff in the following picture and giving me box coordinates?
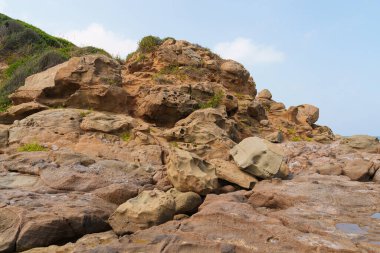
[0,33,379,253]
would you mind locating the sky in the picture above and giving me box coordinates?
[0,0,379,136]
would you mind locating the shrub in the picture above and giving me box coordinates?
[18,142,47,152]
[138,36,162,53]
[199,91,224,109]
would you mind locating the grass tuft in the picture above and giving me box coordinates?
[18,142,47,152]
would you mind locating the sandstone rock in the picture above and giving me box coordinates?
[0,124,8,148]
[136,85,198,126]
[316,163,343,176]
[210,159,258,189]
[373,168,380,182]
[0,187,115,252]
[10,55,127,113]
[270,102,286,111]
[230,137,285,179]
[341,135,380,153]
[342,159,373,181]
[296,104,319,125]
[168,188,202,214]
[257,89,272,100]
[167,148,219,195]
[265,131,284,143]
[247,100,267,120]
[220,60,249,78]
[39,174,380,252]
[80,111,136,133]
[0,102,48,124]
[108,189,176,235]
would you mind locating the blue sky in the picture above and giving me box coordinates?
[1,0,379,136]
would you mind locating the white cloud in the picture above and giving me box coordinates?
[60,23,137,58]
[214,37,285,66]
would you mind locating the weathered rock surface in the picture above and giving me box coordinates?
[210,158,258,189]
[342,159,373,181]
[26,174,380,253]
[10,55,128,113]
[167,148,219,195]
[108,189,176,235]
[230,137,285,179]
[1,38,379,253]
[0,102,48,124]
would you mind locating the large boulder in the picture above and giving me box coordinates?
[108,189,176,235]
[168,188,202,214]
[342,159,374,181]
[230,137,285,179]
[167,148,219,195]
[257,89,272,100]
[10,55,128,113]
[296,104,319,125]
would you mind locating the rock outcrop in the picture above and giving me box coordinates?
[1,36,379,253]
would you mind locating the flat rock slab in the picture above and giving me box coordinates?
[25,174,380,253]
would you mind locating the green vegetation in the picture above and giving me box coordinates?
[126,36,175,61]
[17,142,48,152]
[304,136,313,142]
[199,91,224,109]
[290,136,302,142]
[79,110,92,117]
[0,13,110,112]
[121,131,131,142]
[138,36,162,53]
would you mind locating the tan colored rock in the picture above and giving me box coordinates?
[210,159,258,189]
[296,104,319,125]
[343,159,373,181]
[0,124,8,148]
[168,188,202,214]
[230,137,285,179]
[0,207,21,253]
[247,100,267,120]
[167,148,219,195]
[108,189,176,235]
[80,111,136,133]
[265,131,284,143]
[340,135,380,153]
[373,168,380,182]
[316,164,343,176]
[10,55,127,113]
[0,102,48,124]
[257,89,272,100]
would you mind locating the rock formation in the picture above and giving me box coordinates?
[0,36,379,253]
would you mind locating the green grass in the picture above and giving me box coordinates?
[17,142,47,152]
[199,91,224,109]
[121,131,131,142]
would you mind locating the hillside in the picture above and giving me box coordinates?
[0,16,379,253]
[0,13,109,111]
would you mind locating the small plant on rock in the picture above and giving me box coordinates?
[121,131,131,142]
[199,91,224,109]
[18,142,47,152]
